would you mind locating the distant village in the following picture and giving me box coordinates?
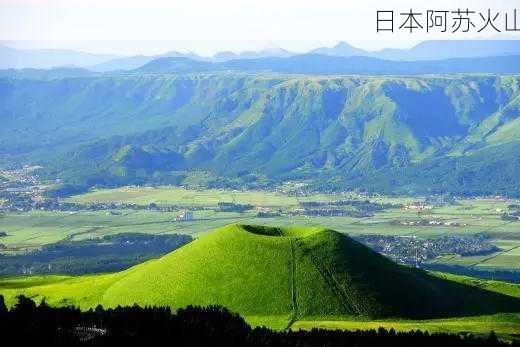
[1,165,519,269]
[2,168,520,228]
[354,234,499,267]
[502,204,520,221]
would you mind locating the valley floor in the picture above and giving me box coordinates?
[2,186,520,276]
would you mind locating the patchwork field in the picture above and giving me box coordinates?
[2,187,519,273]
[65,186,317,207]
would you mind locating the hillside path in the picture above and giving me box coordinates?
[286,239,298,330]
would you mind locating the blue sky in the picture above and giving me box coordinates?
[1,0,519,56]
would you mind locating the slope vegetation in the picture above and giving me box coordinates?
[1,225,520,322]
[1,73,519,196]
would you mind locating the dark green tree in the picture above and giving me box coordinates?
[0,295,7,315]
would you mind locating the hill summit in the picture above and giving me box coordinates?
[3,224,519,324]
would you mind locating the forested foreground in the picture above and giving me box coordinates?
[0,295,517,347]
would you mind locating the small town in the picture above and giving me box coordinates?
[354,234,499,267]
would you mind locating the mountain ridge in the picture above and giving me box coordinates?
[313,40,520,61]
[1,73,519,196]
[133,54,520,75]
[1,40,519,70]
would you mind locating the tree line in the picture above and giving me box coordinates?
[0,295,518,347]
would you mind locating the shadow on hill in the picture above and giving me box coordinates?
[295,228,520,319]
[241,224,284,236]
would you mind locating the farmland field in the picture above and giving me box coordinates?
[291,313,520,338]
[1,186,519,273]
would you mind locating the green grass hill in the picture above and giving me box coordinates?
[2,74,520,196]
[1,224,520,325]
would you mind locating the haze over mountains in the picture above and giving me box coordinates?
[135,54,520,75]
[1,40,520,71]
[310,40,520,61]
[0,44,118,70]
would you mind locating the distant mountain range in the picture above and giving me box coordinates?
[134,54,520,75]
[2,40,520,197]
[0,45,118,69]
[211,47,294,62]
[2,54,520,78]
[311,40,520,61]
[0,54,520,80]
[1,40,519,70]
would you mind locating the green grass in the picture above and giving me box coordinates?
[477,246,520,268]
[65,186,307,207]
[1,224,520,329]
[0,209,251,252]
[291,313,520,338]
[1,224,520,339]
[0,273,125,308]
[2,189,520,272]
[427,241,520,269]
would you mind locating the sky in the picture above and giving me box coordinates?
[1,0,519,56]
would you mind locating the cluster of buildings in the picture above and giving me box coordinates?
[0,166,41,186]
[404,202,433,212]
[355,234,498,267]
[175,210,194,222]
[0,167,47,212]
[502,212,520,221]
[397,219,468,227]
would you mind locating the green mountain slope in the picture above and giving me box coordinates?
[352,141,520,196]
[1,73,519,195]
[1,225,520,321]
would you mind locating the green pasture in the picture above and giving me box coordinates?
[1,224,520,340]
[291,313,520,338]
[1,187,519,271]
